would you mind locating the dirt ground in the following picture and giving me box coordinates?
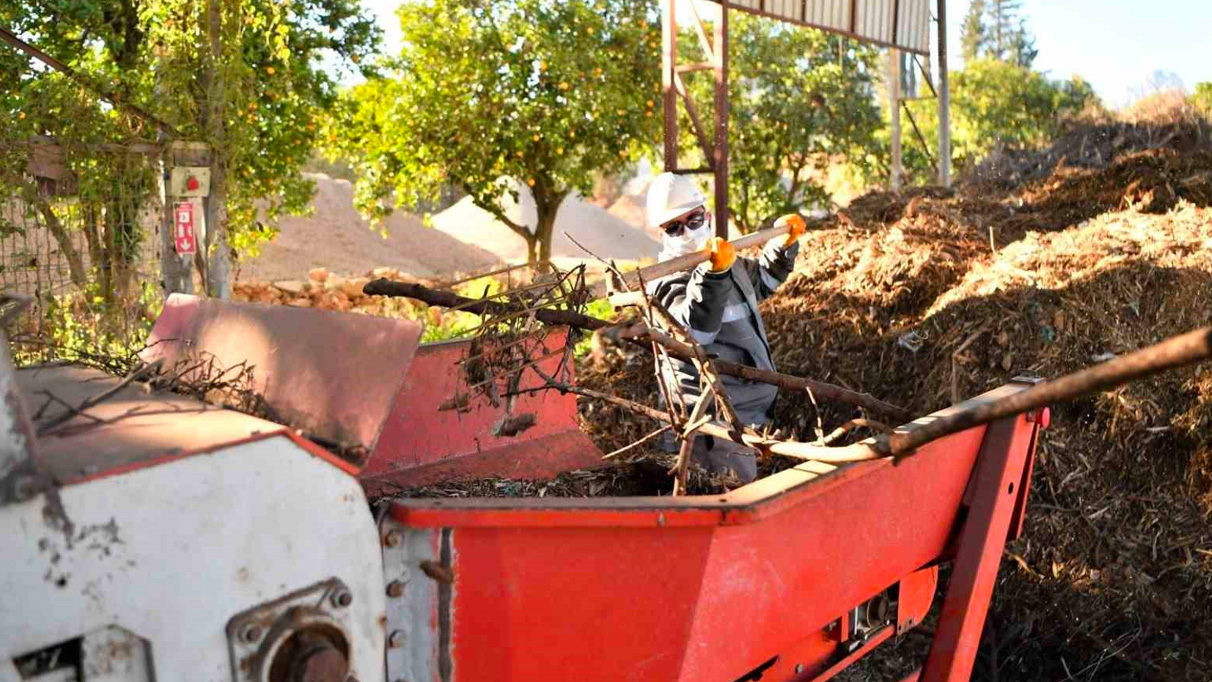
[431,183,660,262]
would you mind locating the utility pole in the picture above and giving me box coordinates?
[938,0,952,187]
[890,48,902,193]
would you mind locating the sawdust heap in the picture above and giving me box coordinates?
[755,123,1212,681]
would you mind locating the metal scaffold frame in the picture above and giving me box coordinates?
[661,0,952,235]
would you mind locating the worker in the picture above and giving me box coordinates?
[645,172,806,482]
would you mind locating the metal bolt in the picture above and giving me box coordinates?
[331,588,353,608]
[795,664,804,674]
[240,623,264,644]
[386,581,405,598]
[12,475,37,501]
[384,530,402,548]
[387,630,406,649]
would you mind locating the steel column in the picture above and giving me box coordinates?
[713,0,730,237]
[937,0,952,187]
[890,47,902,192]
[661,0,678,171]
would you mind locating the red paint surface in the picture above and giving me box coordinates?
[363,331,602,491]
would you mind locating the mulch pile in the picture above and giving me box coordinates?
[755,122,1212,681]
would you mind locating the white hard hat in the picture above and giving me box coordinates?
[646,172,706,229]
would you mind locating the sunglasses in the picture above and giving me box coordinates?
[662,208,708,237]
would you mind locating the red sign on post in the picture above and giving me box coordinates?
[174,202,197,255]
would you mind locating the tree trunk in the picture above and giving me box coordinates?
[524,233,540,267]
[202,0,231,299]
[532,190,565,268]
[29,187,87,288]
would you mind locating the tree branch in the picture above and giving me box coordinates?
[464,182,533,241]
[4,171,88,287]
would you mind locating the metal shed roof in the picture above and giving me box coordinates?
[707,0,932,54]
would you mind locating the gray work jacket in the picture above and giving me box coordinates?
[646,239,799,426]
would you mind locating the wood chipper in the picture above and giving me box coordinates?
[2,295,1208,682]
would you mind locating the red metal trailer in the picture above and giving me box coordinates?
[378,384,1047,682]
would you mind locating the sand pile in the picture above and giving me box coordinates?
[236,174,500,282]
[431,180,660,262]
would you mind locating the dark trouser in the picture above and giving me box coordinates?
[692,434,759,482]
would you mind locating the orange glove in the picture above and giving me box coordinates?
[775,214,807,247]
[706,236,736,272]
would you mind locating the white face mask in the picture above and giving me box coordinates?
[659,214,713,261]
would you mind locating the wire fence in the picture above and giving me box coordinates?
[1,139,165,365]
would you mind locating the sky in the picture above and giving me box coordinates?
[946,0,1212,107]
[356,0,1212,108]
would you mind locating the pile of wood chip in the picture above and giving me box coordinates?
[755,123,1212,682]
[232,267,434,316]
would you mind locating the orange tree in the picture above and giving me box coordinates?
[326,0,660,266]
[2,0,380,294]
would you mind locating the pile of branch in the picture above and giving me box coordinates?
[432,264,591,438]
[365,279,910,420]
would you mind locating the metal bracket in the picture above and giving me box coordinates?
[225,578,357,682]
[382,518,442,682]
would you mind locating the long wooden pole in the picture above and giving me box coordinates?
[586,221,794,299]
[362,278,912,422]
[884,326,1212,455]
[681,326,1212,462]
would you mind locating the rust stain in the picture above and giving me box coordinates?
[420,560,454,585]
